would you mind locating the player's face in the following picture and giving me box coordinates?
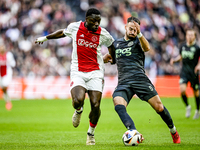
[85,14,101,32]
[0,44,6,54]
[186,30,196,44]
[125,22,137,39]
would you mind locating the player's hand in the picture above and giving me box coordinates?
[103,53,112,63]
[194,64,200,74]
[133,21,141,34]
[35,36,48,44]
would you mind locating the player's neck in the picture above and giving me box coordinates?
[124,35,130,41]
[186,40,196,46]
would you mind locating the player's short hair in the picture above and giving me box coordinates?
[86,8,101,17]
[127,16,140,25]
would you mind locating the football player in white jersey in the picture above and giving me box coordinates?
[35,8,114,145]
[0,42,16,110]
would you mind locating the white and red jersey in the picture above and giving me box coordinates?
[63,21,114,73]
[0,52,16,77]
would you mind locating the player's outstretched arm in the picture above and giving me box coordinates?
[35,29,66,44]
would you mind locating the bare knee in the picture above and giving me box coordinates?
[148,95,164,113]
[72,92,85,109]
[155,104,164,113]
[91,101,100,112]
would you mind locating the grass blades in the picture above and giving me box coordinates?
[0,97,200,150]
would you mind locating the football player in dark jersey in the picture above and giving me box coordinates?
[104,16,181,144]
[170,29,200,119]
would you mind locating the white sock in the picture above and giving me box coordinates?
[87,125,95,135]
[3,93,10,103]
[76,107,83,113]
[169,126,176,134]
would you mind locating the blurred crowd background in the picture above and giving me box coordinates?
[0,0,200,77]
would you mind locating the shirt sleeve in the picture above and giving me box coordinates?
[63,23,74,38]
[101,29,114,47]
[7,52,16,67]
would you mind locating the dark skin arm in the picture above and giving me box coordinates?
[35,29,66,44]
[103,44,115,64]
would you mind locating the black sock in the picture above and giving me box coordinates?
[157,106,174,129]
[115,105,136,130]
[195,96,200,110]
[181,94,188,106]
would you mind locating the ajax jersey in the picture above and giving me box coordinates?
[63,21,114,73]
[0,52,16,77]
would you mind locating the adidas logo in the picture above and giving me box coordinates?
[80,34,84,37]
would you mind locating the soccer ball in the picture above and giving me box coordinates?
[122,130,141,146]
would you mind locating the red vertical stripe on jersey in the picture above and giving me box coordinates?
[0,53,7,77]
[76,22,101,72]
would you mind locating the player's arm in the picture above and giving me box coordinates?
[35,29,66,44]
[133,21,150,52]
[7,52,16,67]
[195,59,200,74]
[103,44,116,64]
[170,54,182,65]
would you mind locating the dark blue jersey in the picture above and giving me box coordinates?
[113,37,145,84]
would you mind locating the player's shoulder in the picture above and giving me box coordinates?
[194,42,200,49]
[100,27,110,35]
[179,42,186,48]
[6,51,14,58]
[68,21,82,28]
[113,38,124,48]
[114,37,124,44]
[115,37,124,42]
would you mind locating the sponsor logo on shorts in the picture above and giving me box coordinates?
[149,85,153,91]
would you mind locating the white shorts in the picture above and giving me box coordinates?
[0,74,12,88]
[70,70,104,92]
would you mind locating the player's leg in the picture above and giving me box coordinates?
[192,81,200,119]
[2,75,12,110]
[86,90,102,145]
[113,95,136,130]
[193,89,200,119]
[3,86,12,110]
[113,89,144,142]
[180,76,191,117]
[86,77,104,145]
[148,95,180,143]
[71,85,86,127]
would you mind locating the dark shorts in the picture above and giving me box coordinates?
[180,72,199,90]
[112,75,158,104]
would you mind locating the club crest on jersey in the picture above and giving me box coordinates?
[91,36,98,42]
[128,41,134,47]
[190,47,196,52]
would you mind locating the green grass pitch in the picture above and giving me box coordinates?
[0,97,200,150]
